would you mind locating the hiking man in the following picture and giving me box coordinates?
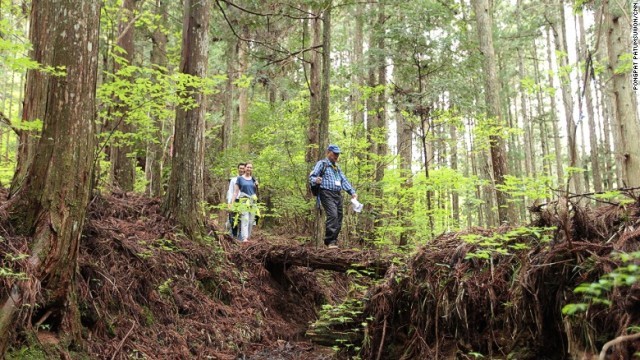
[227,163,245,238]
[309,144,357,248]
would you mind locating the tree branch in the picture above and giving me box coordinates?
[599,332,640,360]
[0,111,18,135]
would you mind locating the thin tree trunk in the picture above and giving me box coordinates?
[576,14,603,192]
[223,37,237,151]
[163,0,210,239]
[352,4,364,134]
[471,0,516,224]
[550,1,583,194]
[319,2,331,153]
[546,27,565,187]
[110,0,137,191]
[595,81,614,189]
[397,106,413,245]
[450,122,460,226]
[145,0,168,197]
[532,41,552,180]
[237,25,249,151]
[306,12,321,164]
[0,1,100,354]
[374,0,387,186]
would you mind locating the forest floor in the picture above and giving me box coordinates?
[2,190,640,359]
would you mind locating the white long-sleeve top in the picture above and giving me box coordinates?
[226,176,238,204]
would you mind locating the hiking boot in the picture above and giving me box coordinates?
[327,243,338,249]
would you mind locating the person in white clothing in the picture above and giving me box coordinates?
[227,163,245,238]
[231,163,258,242]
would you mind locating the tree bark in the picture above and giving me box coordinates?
[0,0,100,354]
[450,123,460,225]
[550,0,583,194]
[110,0,137,191]
[545,28,565,187]
[532,41,552,183]
[222,36,237,152]
[374,1,387,186]
[163,0,210,239]
[605,0,640,186]
[246,243,391,277]
[9,1,52,198]
[471,0,516,224]
[145,0,168,197]
[352,4,365,136]
[397,106,413,245]
[319,2,331,153]
[578,13,603,193]
[306,12,322,165]
[237,26,249,152]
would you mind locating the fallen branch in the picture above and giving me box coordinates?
[599,332,640,360]
[244,242,393,277]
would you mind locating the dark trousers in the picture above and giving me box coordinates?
[229,211,240,238]
[319,189,343,245]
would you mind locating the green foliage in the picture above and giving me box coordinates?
[614,53,633,75]
[158,278,173,297]
[463,226,554,260]
[562,251,640,315]
[0,251,28,280]
[593,190,635,206]
[5,345,47,360]
[497,175,553,201]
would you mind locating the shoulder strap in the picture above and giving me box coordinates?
[320,161,328,176]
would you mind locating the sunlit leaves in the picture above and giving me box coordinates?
[562,251,640,315]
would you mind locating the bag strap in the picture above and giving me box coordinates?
[320,161,328,176]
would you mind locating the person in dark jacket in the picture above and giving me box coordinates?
[309,145,357,248]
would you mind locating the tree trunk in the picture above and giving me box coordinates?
[163,0,210,239]
[532,42,552,182]
[319,2,331,153]
[352,4,365,135]
[550,1,583,194]
[604,0,640,186]
[545,28,565,187]
[222,37,237,152]
[595,81,615,189]
[471,0,515,224]
[237,26,249,151]
[450,123,460,226]
[110,0,137,191]
[374,0,387,185]
[0,0,100,354]
[10,1,53,197]
[145,0,168,197]
[306,12,321,165]
[397,104,413,245]
[515,0,533,178]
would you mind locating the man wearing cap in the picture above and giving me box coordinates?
[309,144,357,248]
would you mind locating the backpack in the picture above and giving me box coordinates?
[310,161,328,196]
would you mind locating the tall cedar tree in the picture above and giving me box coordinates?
[110,0,137,191]
[163,0,210,239]
[0,0,100,354]
[471,0,516,224]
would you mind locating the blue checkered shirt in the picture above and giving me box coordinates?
[309,158,355,195]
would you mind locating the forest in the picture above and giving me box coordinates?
[0,0,639,359]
